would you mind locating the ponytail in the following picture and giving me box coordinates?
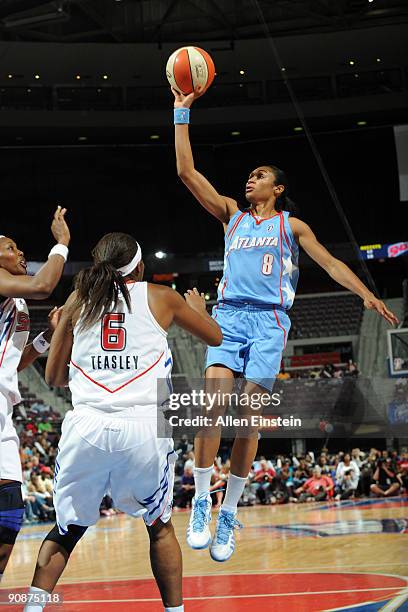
[275,193,299,217]
[72,232,138,331]
[267,165,299,217]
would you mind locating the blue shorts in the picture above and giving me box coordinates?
[206,301,291,392]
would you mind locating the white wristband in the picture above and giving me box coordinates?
[48,244,68,262]
[33,332,50,354]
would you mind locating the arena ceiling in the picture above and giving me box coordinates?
[0,0,407,44]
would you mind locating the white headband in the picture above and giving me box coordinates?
[117,244,142,276]
[0,235,5,238]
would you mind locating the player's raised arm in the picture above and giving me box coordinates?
[0,206,70,299]
[290,217,399,326]
[172,87,238,225]
[150,283,222,346]
[45,292,77,387]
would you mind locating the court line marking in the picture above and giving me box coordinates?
[46,587,408,605]
[3,567,408,589]
[379,589,408,611]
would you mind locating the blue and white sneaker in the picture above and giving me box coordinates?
[186,493,212,550]
[209,508,243,562]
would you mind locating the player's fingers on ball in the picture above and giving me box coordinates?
[192,287,199,294]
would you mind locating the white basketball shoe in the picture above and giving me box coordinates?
[186,492,212,550]
[209,508,243,562]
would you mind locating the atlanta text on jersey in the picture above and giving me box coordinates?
[228,235,278,252]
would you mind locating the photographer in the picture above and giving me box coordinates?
[370,457,400,497]
[335,467,359,500]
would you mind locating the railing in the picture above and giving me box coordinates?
[0,67,406,111]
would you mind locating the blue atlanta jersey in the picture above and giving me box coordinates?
[217,210,299,309]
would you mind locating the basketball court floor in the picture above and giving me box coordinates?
[1,496,407,611]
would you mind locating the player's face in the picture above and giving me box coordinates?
[0,237,27,275]
[245,167,278,203]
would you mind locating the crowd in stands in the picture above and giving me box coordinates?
[14,367,407,525]
[173,438,408,509]
[277,360,359,381]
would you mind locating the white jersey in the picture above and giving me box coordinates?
[0,297,30,408]
[69,282,172,414]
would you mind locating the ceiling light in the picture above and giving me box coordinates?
[349,60,355,66]
[231,131,240,136]
[239,70,245,75]
[150,134,160,140]
[294,126,303,132]
[357,121,367,126]
[155,251,166,259]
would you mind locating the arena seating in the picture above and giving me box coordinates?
[289,293,363,339]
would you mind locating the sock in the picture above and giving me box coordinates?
[222,473,247,513]
[164,606,184,612]
[23,586,50,612]
[193,465,213,497]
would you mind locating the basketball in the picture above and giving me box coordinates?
[166,46,216,95]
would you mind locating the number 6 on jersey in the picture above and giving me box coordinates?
[262,253,274,276]
[101,313,127,351]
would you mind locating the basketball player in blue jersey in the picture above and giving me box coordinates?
[24,233,221,612]
[172,87,399,562]
[0,207,70,583]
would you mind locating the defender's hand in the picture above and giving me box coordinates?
[51,206,70,247]
[184,287,207,313]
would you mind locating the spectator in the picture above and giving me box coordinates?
[174,467,195,508]
[277,367,290,381]
[252,459,276,504]
[271,460,292,503]
[370,458,400,497]
[336,453,360,482]
[38,417,53,434]
[351,448,365,469]
[344,360,359,377]
[27,474,54,521]
[321,364,335,378]
[359,450,378,496]
[294,466,334,502]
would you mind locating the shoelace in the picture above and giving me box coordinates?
[191,493,212,532]
[215,511,243,545]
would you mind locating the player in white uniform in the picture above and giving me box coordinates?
[0,206,70,583]
[25,232,222,612]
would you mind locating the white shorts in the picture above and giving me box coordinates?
[54,408,177,534]
[0,412,22,482]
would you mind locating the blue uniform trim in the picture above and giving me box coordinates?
[143,450,176,518]
[0,508,24,531]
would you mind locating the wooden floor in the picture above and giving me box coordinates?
[1,497,408,611]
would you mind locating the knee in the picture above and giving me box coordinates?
[44,523,87,556]
[147,519,174,543]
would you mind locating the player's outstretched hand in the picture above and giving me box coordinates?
[184,287,207,314]
[51,205,70,246]
[172,86,203,109]
[364,295,399,326]
[47,306,64,332]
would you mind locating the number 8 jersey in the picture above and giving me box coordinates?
[219,210,299,308]
[69,282,172,413]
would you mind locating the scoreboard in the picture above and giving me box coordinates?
[360,241,408,260]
